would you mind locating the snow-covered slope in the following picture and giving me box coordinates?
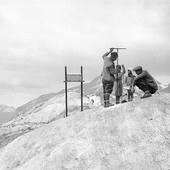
[156,80,168,90]
[0,93,170,170]
[0,105,15,125]
[0,92,92,149]
[15,93,57,116]
[162,83,170,93]
[13,76,103,119]
[14,76,167,120]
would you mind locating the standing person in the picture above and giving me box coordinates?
[115,64,126,104]
[124,68,135,101]
[132,66,158,99]
[101,48,118,107]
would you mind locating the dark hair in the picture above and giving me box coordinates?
[116,65,121,69]
[133,66,142,71]
[111,52,118,58]
[110,52,118,61]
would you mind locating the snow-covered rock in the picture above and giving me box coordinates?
[0,93,170,170]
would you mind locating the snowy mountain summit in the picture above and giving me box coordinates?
[0,93,170,170]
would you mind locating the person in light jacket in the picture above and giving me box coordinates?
[101,48,118,107]
[114,64,126,104]
[124,68,136,101]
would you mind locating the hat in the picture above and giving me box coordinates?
[127,67,133,74]
[110,52,118,61]
[133,66,142,71]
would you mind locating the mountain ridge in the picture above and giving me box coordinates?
[1,76,168,126]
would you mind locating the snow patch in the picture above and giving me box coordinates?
[0,94,170,170]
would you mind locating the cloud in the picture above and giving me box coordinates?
[0,0,170,106]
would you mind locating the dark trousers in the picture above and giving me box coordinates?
[116,96,120,104]
[135,79,157,94]
[102,79,114,94]
[102,79,114,107]
[127,89,133,101]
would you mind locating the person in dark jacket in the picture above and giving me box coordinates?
[132,66,158,99]
[101,48,118,107]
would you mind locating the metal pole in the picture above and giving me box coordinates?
[114,48,126,50]
[112,48,126,104]
[81,66,83,111]
[116,49,119,103]
[116,49,119,67]
[65,66,68,117]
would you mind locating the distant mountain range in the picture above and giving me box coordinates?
[0,105,15,125]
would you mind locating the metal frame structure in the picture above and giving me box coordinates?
[64,66,84,117]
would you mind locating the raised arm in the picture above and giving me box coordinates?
[102,48,114,59]
[122,64,126,74]
[124,75,127,84]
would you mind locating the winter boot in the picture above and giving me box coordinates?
[116,96,120,104]
[103,93,108,108]
[104,93,114,107]
[105,93,110,107]
[140,90,152,99]
[107,93,115,107]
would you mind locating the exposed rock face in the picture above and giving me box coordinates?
[0,93,170,170]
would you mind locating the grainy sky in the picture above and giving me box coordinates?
[0,0,170,107]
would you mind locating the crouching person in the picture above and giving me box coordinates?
[132,66,158,99]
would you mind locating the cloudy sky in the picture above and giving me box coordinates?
[0,0,170,107]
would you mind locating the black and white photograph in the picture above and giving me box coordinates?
[0,0,170,169]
